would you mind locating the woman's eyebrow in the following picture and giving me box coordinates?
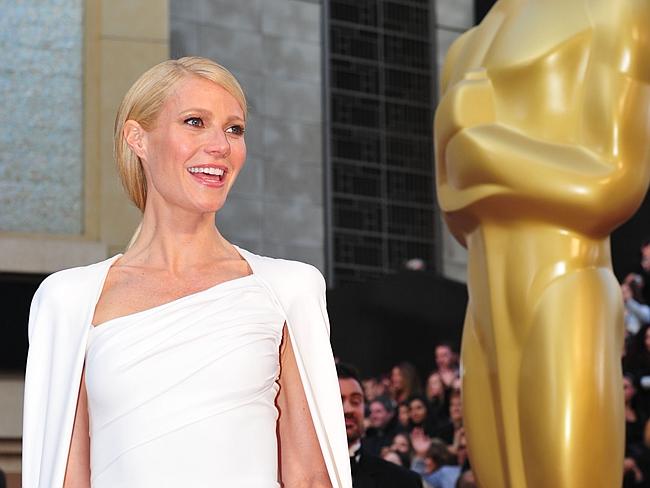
[224,114,245,123]
[179,107,212,116]
[178,109,244,123]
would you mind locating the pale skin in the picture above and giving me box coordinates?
[63,75,331,487]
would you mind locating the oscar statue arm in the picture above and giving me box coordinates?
[435,1,650,237]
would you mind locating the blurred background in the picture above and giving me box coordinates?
[1,1,648,485]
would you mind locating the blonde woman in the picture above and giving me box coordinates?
[22,57,351,488]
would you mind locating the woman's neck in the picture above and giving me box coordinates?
[125,205,234,273]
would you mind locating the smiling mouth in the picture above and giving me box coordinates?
[187,166,226,185]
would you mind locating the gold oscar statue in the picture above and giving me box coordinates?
[434,0,650,486]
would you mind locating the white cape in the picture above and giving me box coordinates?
[22,247,352,488]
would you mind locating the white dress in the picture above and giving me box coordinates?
[22,249,352,488]
[85,275,285,487]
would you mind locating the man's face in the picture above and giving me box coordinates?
[642,245,650,273]
[369,401,392,429]
[435,345,453,369]
[340,378,365,445]
[450,395,462,423]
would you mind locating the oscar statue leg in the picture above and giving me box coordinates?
[461,309,509,488]
[517,268,625,487]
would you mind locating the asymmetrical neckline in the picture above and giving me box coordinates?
[89,273,258,331]
[90,246,256,329]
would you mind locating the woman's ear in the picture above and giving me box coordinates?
[123,120,147,159]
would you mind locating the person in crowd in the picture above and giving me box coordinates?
[408,395,437,437]
[433,344,459,389]
[391,362,423,403]
[623,456,645,487]
[22,57,350,488]
[455,470,477,488]
[362,377,381,404]
[381,449,411,468]
[364,396,403,456]
[625,374,647,454]
[625,324,650,417]
[398,401,412,430]
[641,239,650,304]
[390,431,415,465]
[624,274,650,333]
[337,363,422,488]
[411,426,469,488]
[433,390,464,446]
[425,371,450,426]
[623,373,650,488]
[381,450,403,466]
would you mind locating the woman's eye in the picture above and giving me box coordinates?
[225,125,245,136]
[184,117,204,127]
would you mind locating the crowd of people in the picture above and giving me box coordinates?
[339,239,650,488]
[339,343,471,488]
[621,240,650,486]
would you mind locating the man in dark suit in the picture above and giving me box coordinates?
[337,363,422,488]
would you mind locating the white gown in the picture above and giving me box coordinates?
[22,248,352,488]
[85,275,284,487]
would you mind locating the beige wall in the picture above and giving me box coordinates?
[0,1,168,483]
[0,0,169,274]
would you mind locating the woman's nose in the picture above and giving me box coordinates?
[204,129,231,158]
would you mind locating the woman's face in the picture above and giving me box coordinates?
[363,379,377,402]
[132,75,246,216]
[391,434,410,454]
[427,373,444,399]
[391,367,403,390]
[450,395,462,423]
[409,399,428,424]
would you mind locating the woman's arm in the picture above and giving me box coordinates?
[63,370,90,488]
[277,325,332,488]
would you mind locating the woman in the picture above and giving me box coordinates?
[397,401,412,430]
[424,371,449,426]
[22,57,351,488]
[390,362,422,404]
[406,395,436,437]
[433,344,459,389]
[390,432,415,466]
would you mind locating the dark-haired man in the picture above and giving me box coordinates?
[364,396,402,456]
[337,363,422,488]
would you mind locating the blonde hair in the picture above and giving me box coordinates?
[114,56,247,212]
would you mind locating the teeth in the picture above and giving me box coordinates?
[188,167,224,176]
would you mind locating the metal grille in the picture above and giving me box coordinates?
[327,0,436,286]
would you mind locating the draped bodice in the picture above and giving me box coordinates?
[84,275,285,487]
